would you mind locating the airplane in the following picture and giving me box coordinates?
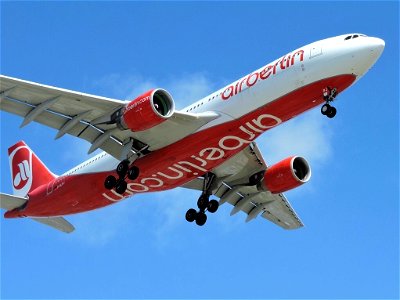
[0,33,384,233]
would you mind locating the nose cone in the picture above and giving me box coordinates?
[369,37,385,59]
[350,36,385,78]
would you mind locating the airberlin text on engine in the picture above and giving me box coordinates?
[102,113,283,202]
[221,50,304,100]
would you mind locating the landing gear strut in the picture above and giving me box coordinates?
[185,172,219,226]
[104,159,140,194]
[321,87,338,118]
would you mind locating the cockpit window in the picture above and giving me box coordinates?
[344,34,366,40]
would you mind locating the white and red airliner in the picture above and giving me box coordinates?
[0,33,384,233]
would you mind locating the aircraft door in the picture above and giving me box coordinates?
[310,45,323,59]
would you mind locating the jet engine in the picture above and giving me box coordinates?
[117,89,175,131]
[260,156,311,194]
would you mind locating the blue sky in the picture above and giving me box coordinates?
[1,1,398,299]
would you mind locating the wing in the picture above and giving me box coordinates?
[182,143,304,229]
[0,75,219,160]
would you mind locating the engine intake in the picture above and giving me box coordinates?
[260,156,311,194]
[119,88,175,132]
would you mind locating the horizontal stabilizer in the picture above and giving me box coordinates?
[1,193,75,233]
[0,193,27,210]
[31,217,75,233]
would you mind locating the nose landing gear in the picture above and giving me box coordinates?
[321,87,338,118]
[321,103,337,118]
[185,173,219,226]
[104,159,140,194]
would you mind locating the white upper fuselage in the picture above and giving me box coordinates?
[64,33,385,177]
[185,33,384,118]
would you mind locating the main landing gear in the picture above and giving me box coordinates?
[321,86,338,119]
[185,173,219,226]
[104,159,140,194]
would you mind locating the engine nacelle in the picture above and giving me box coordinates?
[119,89,175,131]
[260,156,311,194]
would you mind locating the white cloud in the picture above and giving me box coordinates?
[150,189,192,247]
[92,72,217,108]
[166,73,215,106]
[258,109,333,168]
[67,199,136,247]
[92,73,156,101]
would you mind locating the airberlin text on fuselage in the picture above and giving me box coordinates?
[222,50,304,100]
[102,113,282,202]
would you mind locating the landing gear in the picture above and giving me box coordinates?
[185,208,197,222]
[127,166,139,180]
[104,159,140,194]
[116,159,129,177]
[185,195,217,227]
[321,103,337,118]
[115,179,127,194]
[321,87,338,118]
[104,175,117,190]
[195,212,207,226]
[185,173,219,226]
[207,200,219,213]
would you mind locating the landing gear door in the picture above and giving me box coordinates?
[310,46,322,59]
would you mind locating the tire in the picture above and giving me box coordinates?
[321,104,330,115]
[104,175,117,190]
[195,212,207,226]
[127,166,140,180]
[207,199,219,213]
[116,160,129,177]
[115,180,127,194]
[197,195,209,210]
[185,208,197,222]
[327,106,337,118]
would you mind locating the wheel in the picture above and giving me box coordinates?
[185,208,197,222]
[127,166,139,180]
[197,195,209,210]
[321,103,330,115]
[116,160,129,177]
[195,212,207,226]
[207,199,219,213]
[115,180,127,194]
[104,175,117,190]
[327,106,337,118]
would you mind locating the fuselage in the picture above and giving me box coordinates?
[5,33,384,218]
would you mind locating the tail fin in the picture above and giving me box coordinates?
[8,141,56,197]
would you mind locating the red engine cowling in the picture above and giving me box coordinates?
[261,156,311,194]
[119,88,175,131]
